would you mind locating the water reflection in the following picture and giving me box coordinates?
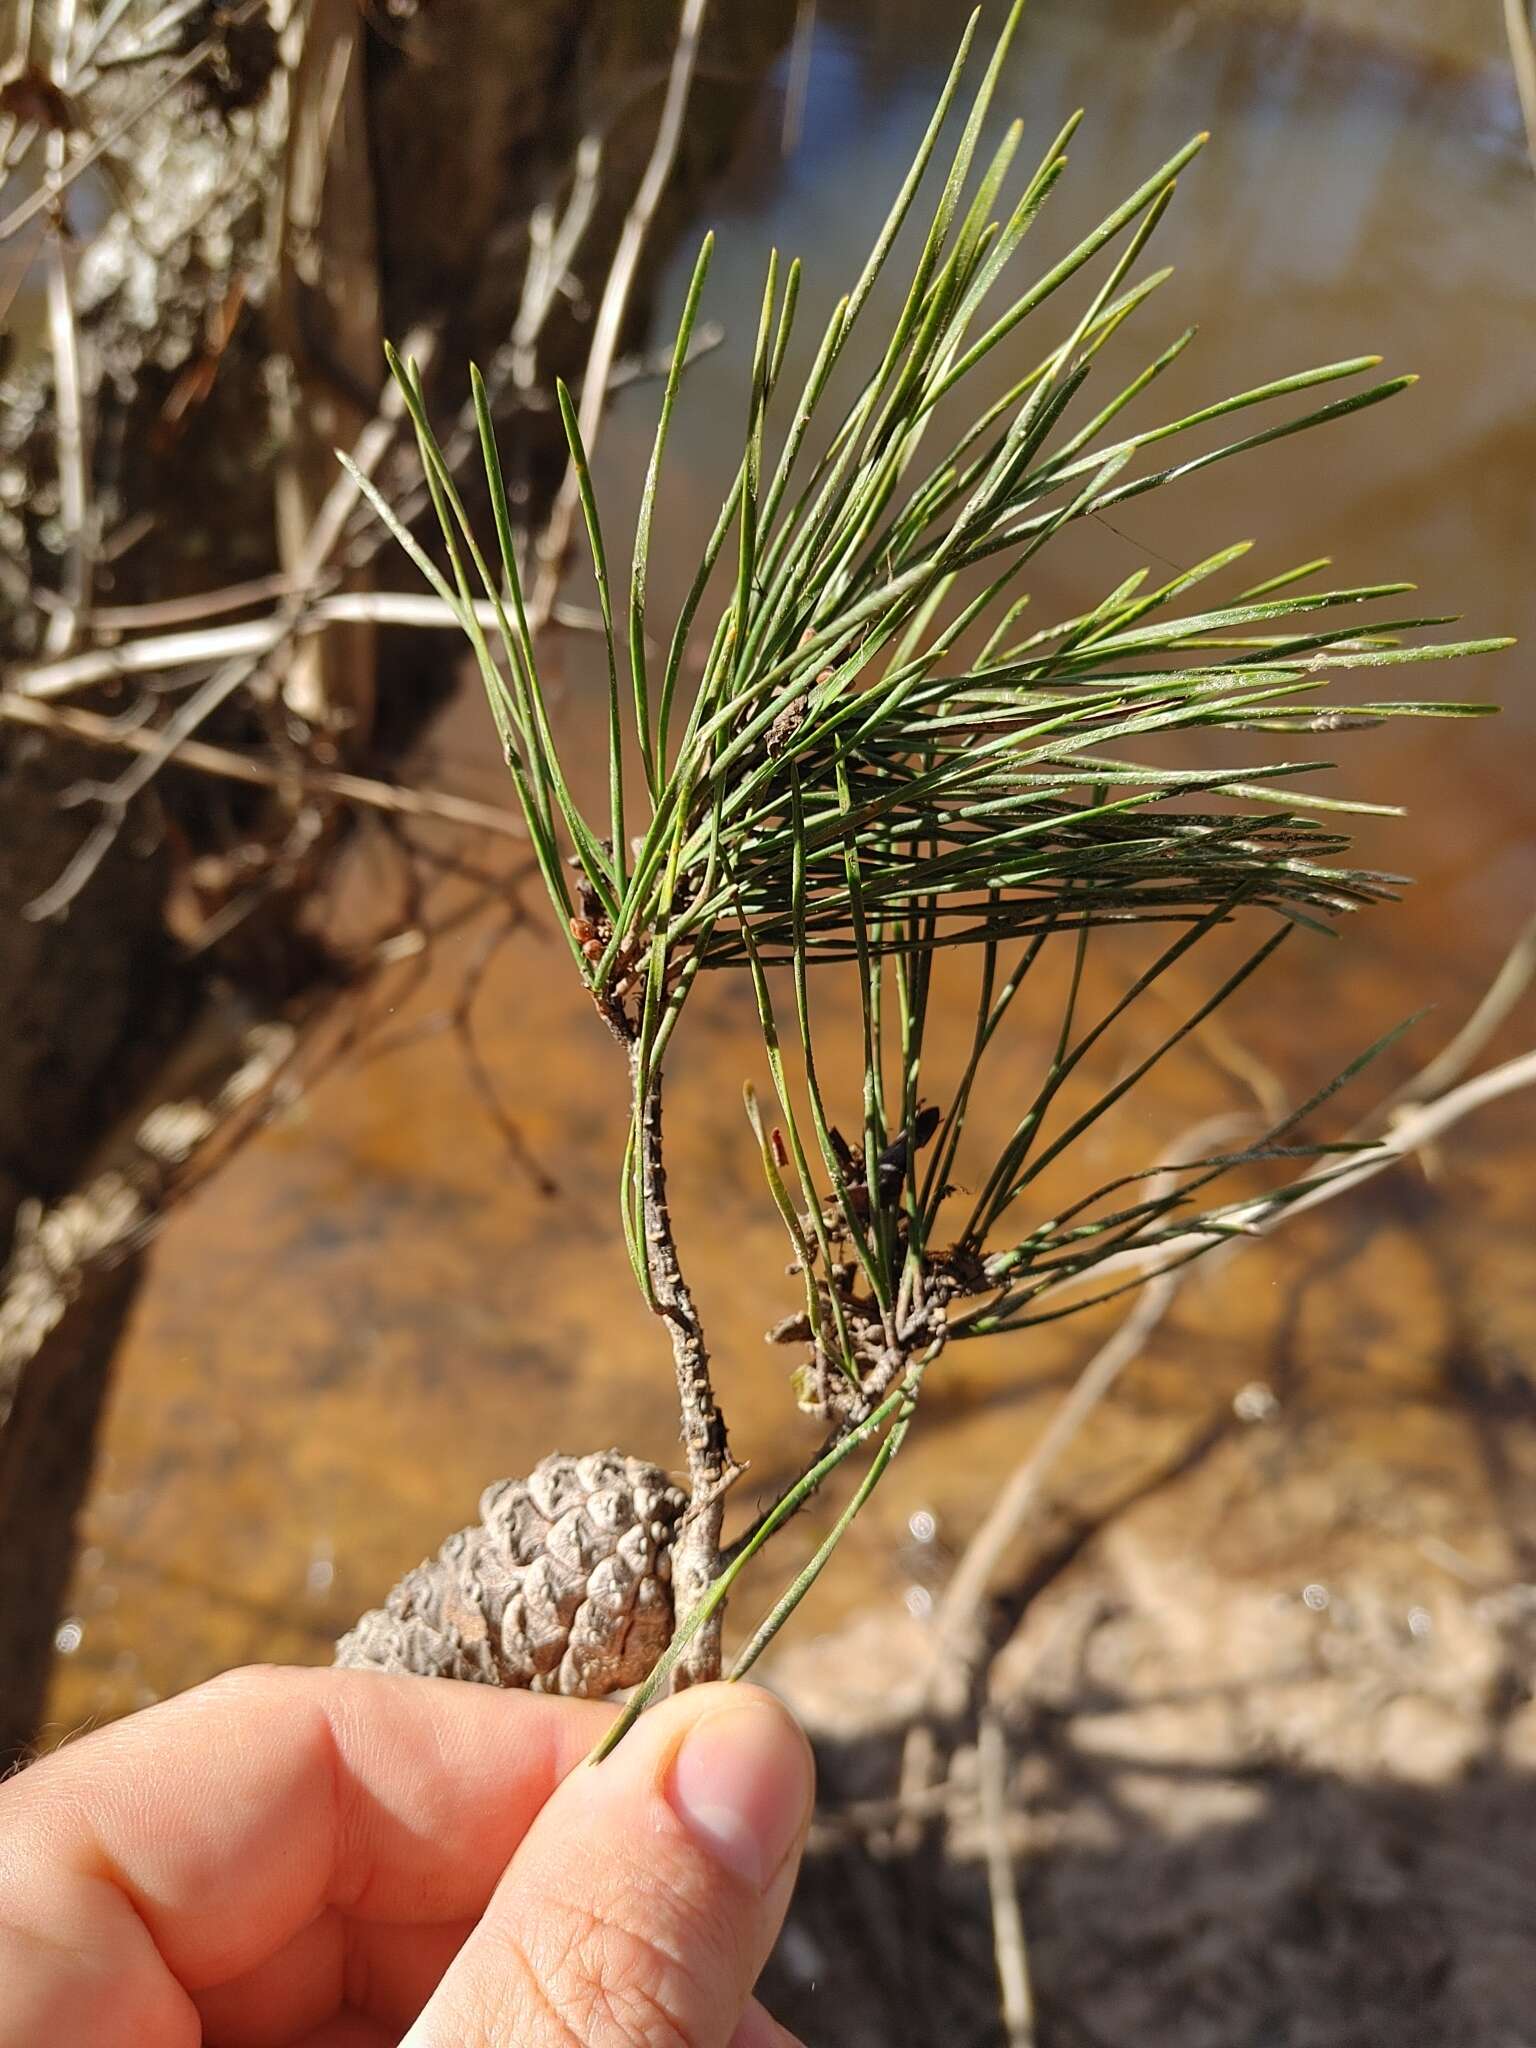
[47,0,1535,1732]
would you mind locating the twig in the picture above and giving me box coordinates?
[18,307,432,904]
[449,908,559,1197]
[372,146,605,546]
[978,1710,1036,2048]
[1377,909,1536,1117]
[23,649,273,916]
[780,0,816,157]
[74,0,154,78]
[1076,1046,1536,1300]
[298,322,435,584]
[270,0,384,734]
[809,1776,976,1844]
[604,319,723,393]
[41,228,87,652]
[511,135,603,394]
[14,0,36,75]
[926,1114,1253,1703]
[1191,1011,1289,1125]
[15,613,293,696]
[1,0,39,170]
[0,691,524,838]
[634,1058,734,1685]
[354,144,719,559]
[13,590,518,698]
[1506,0,1536,178]
[529,0,712,627]
[85,574,298,631]
[41,0,89,658]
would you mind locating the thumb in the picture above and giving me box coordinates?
[404,1682,814,2048]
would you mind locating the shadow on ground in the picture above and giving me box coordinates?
[763,1729,1536,2048]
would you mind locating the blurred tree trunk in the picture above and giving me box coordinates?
[0,0,793,1765]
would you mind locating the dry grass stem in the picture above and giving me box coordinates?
[978,1710,1037,2048]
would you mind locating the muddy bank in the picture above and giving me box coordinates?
[764,1294,1536,2043]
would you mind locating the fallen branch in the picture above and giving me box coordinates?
[0,1015,296,1418]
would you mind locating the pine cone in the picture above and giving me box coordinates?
[335,1450,688,1699]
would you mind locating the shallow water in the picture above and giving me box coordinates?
[46,0,1536,1731]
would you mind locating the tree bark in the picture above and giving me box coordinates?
[0,1256,138,1763]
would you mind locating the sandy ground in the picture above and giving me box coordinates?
[761,1384,1536,2047]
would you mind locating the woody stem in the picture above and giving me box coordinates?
[634,1053,732,1686]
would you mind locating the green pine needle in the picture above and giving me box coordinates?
[373,5,1506,1702]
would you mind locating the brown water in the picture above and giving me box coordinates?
[46,0,1536,1735]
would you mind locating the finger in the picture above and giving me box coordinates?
[190,1907,341,2045]
[406,1683,814,2048]
[729,1998,809,2048]
[195,1927,808,2047]
[191,1911,474,2043]
[0,1664,608,2033]
[291,2015,394,2048]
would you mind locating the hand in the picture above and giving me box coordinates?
[0,1663,813,2046]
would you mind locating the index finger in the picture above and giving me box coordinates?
[0,1664,610,1997]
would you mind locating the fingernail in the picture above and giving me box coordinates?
[666,1694,813,1890]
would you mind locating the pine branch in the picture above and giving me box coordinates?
[375,1,1509,1718]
